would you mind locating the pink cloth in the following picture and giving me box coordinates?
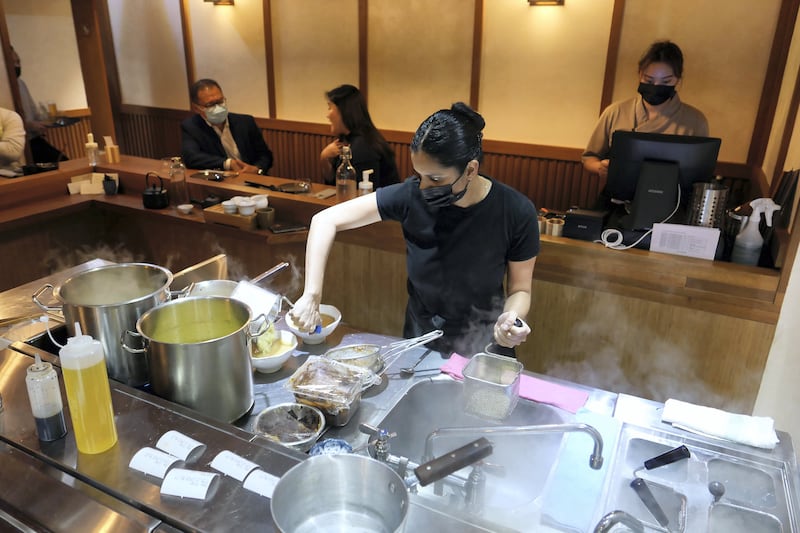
[440,353,589,414]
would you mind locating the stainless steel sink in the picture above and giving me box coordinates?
[603,394,800,533]
[376,377,566,508]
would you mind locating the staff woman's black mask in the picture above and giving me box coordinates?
[419,172,468,208]
[638,82,676,106]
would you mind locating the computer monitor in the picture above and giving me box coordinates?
[606,131,721,230]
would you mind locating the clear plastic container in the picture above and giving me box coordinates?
[462,352,522,420]
[286,357,364,426]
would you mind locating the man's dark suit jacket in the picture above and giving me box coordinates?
[181,112,273,173]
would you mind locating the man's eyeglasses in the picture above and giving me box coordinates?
[196,98,226,110]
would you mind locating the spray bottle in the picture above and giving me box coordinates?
[59,323,118,454]
[730,198,781,266]
[358,169,374,196]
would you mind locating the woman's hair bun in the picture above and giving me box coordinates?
[450,102,485,132]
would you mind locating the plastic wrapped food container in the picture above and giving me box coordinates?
[462,352,523,420]
[286,357,364,426]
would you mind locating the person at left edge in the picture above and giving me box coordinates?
[181,78,273,175]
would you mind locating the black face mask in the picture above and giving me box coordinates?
[638,82,675,106]
[419,172,468,208]
[14,66,21,78]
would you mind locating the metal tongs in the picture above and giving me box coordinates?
[379,330,444,373]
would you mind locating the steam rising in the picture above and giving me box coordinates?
[542,297,753,413]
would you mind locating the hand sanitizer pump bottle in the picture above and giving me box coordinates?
[59,323,118,454]
[358,169,374,196]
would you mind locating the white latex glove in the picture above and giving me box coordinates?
[287,293,322,334]
[493,311,531,348]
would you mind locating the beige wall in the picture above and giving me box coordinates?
[272,0,359,123]
[108,0,187,109]
[614,0,780,163]
[99,0,780,166]
[189,0,269,117]
[480,0,614,147]
[5,0,87,112]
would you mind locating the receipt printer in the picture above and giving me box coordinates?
[563,208,608,242]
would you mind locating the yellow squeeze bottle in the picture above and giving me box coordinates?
[59,323,118,454]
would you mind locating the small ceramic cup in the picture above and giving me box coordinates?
[252,195,269,210]
[238,198,256,216]
[222,200,237,214]
[256,207,276,229]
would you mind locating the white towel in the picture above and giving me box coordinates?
[661,399,779,450]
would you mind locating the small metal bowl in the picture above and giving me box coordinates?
[254,403,325,452]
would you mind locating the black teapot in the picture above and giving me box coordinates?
[143,172,169,209]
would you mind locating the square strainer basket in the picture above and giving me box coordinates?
[462,352,523,420]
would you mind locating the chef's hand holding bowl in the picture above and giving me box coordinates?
[286,294,341,345]
[493,311,531,348]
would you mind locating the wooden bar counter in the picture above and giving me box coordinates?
[0,156,784,412]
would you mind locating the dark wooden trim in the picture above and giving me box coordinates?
[94,0,123,142]
[599,0,625,114]
[263,0,276,118]
[70,0,116,143]
[747,0,800,169]
[771,49,800,189]
[180,0,196,96]
[469,0,483,109]
[358,0,368,98]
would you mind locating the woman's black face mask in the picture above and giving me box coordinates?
[419,172,468,208]
[638,82,676,106]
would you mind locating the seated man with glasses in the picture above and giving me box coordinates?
[181,78,273,174]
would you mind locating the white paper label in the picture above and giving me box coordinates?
[129,447,181,479]
[242,469,280,498]
[156,430,206,462]
[161,468,218,500]
[209,450,260,482]
[650,223,720,261]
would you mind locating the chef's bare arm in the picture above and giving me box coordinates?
[291,194,382,330]
[494,256,536,347]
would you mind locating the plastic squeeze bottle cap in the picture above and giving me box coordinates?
[85,133,97,148]
[359,169,374,194]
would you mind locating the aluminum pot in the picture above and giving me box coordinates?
[271,454,409,533]
[271,438,493,533]
[32,263,173,386]
[124,296,265,423]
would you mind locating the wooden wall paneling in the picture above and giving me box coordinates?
[44,116,91,160]
[520,278,775,413]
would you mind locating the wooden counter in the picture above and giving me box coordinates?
[0,156,785,412]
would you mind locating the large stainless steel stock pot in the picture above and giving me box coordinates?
[32,262,173,386]
[124,296,266,423]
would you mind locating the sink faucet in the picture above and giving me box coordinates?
[593,510,644,533]
[424,423,604,470]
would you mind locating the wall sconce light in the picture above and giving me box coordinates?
[205,0,234,5]
[528,0,564,5]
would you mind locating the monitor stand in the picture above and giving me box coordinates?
[621,160,680,231]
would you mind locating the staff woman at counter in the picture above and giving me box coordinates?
[291,103,538,356]
[582,40,709,206]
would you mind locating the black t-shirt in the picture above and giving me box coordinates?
[376,176,539,355]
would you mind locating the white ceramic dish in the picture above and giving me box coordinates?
[285,304,342,345]
[221,200,236,214]
[237,198,256,216]
[177,203,193,215]
[252,195,269,210]
[250,330,297,373]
